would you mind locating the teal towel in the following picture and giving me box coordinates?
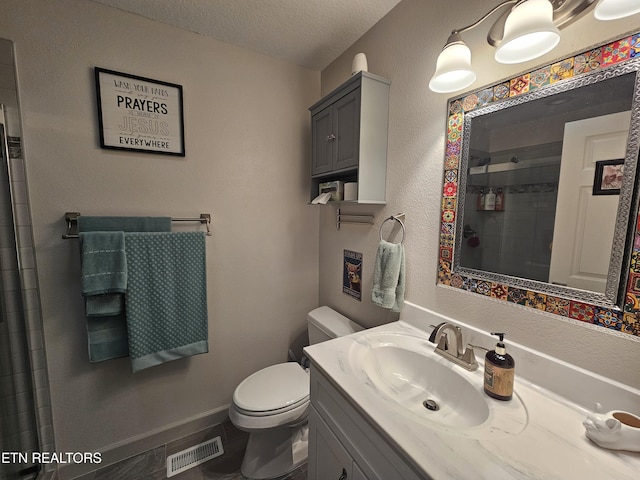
[77,216,172,362]
[85,295,125,317]
[80,231,127,297]
[79,231,129,362]
[80,231,126,318]
[86,314,129,362]
[124,232,208,373]
[78,216,172,233]
[372,240,405,312]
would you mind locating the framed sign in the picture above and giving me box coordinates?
[343,250,362,301]
[593,159,624,195]
[95,67,185,156]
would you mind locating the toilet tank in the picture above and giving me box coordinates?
[307,306,363,345]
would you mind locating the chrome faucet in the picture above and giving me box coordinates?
[429,322,478,371]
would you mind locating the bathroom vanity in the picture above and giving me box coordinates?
[304,302,640,479]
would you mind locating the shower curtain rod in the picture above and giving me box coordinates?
[61,212,212,239]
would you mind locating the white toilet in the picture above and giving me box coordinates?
[228,306,363,479]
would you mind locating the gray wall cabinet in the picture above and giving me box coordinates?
[309,72,390,204]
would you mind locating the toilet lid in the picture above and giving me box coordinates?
[233,363,310,413]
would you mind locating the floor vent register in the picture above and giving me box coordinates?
[166,436,224,477]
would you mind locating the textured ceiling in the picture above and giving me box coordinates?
[90,0,402,70]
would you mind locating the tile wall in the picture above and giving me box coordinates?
[0,37,56,476]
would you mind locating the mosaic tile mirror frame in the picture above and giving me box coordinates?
[438,32,640,338]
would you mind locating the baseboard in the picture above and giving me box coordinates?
[57,405,230,480]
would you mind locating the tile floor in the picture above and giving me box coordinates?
[166,428,307,480]
[178,463,307,480]
[165,422,307,480]
[80,419,307,480]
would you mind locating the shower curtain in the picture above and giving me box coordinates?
[0,108,40,479]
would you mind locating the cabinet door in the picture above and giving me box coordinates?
[333,88,360,172]
[353,462,372,480]
[308,407,352,480]
[311,106,334,176]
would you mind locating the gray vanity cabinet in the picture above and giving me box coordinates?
[308,408,367,480]
[308,366,423,480]
[309,72,390,204]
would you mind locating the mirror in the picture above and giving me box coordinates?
[438,33,640,334]
[456,67,639,308]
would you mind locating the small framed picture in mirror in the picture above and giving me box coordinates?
[593,159,624,195]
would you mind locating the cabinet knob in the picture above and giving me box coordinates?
[326,134,336,142]
[338,468,348,480]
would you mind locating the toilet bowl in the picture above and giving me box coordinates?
[228,306,362,479]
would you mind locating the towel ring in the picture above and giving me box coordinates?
[379,215,405,244]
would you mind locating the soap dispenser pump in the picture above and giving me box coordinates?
[484,332,515,401]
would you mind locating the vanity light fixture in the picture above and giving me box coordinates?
[493,0,560,64]
[429,0,640,93]
[428,32,476,93]
[594,0,640,20]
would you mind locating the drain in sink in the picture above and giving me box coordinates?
[423,399,439,411]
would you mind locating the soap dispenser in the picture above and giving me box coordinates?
[484,332,515,401]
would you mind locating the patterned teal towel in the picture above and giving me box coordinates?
[124,232,208,372]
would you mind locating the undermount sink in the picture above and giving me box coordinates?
[348,330,527,436]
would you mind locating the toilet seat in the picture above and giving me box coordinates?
[229,396,309,431]
[233,362,309,415]
[233,395,309,417]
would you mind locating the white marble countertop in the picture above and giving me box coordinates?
[304,304,640,480]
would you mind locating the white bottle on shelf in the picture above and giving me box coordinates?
[485,188,496,210]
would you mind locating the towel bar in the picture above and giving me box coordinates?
[62,212,212,239]
[336,208,375,230]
